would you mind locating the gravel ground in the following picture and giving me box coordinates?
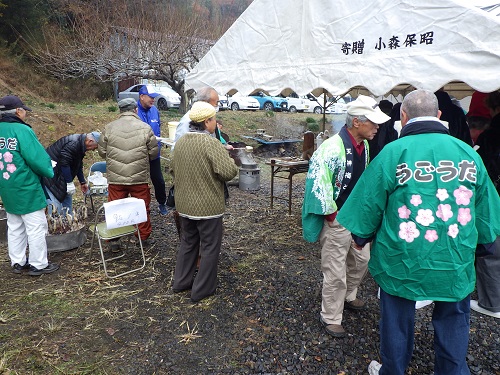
[1,152,499,375]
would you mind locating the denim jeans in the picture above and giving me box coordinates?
[379,288,471,375]
[46,187,73,215]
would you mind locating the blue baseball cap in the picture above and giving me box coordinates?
[139,86,159,98]
[90,131,101,143]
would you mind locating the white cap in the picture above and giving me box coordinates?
[347,95,391,124]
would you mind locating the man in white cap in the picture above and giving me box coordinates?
[302,95,390,337]
[0,95,59,276]
[43,131,100,215]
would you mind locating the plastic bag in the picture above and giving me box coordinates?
[88,171,108,186]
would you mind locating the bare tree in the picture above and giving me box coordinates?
[23,0,232,110]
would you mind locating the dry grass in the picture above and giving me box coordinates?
[177,321,202,344]
[0,52,112,104]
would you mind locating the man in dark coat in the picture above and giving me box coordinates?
[368,99,398,159]
[435,90,473,146]
[43,132,100,214]
[472,89,500,319]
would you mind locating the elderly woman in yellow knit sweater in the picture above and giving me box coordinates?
[171,101,238,303]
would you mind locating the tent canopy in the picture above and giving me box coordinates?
[186,0,500,99]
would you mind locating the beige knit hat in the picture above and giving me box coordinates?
[189,101,216,123]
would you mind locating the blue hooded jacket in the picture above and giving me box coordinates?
[137,101,161,159]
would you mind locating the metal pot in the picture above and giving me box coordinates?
[46,226,87,253]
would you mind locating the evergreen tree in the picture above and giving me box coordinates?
[0,0,53,45]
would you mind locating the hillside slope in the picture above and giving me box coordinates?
[0,51,321,155]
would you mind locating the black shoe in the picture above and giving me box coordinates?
[172,287,191,294]
[12,262,30,274]
[28,262,60,276]
[140,238,154,247]
[190,293,214,304]
[109,242,121,253]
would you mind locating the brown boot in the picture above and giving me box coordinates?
[320,316,346,338]
[344,298,365,311]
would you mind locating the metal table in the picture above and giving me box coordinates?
[242,136,303,145]
[266,159,309,214]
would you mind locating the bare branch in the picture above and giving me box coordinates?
[23,0,226,97]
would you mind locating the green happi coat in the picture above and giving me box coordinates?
[337,120,500,302]
[0,115,53,215]
[302,131,369,242]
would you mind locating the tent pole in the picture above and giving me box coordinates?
[322,89,327,133]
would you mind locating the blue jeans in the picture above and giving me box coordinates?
[46,188,73,215]
[379,288,471,375]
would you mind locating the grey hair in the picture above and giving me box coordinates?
[401,89,439,119]
[188,120,208,132]
[194,87,217,103]
[345,113,369,128]
[0,109,17,115]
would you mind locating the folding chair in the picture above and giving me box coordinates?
[85,161,108,213]
[88,198,146,279]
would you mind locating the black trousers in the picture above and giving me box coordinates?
[173,216,222,302]
[476,237,500,312]
[149,158,166,205]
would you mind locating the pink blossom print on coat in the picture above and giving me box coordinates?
[454,186,473,205]
[436,204,453,222]
[399,222,420,242]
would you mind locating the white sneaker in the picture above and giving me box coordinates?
[368,360,382,375]
[470,299,500,318]
[415,300,434,309]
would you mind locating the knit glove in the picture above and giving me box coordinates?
[66,182,76,195]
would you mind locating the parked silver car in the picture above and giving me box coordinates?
[117,84,181,111]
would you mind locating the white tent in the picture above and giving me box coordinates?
[185,0,500,99]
